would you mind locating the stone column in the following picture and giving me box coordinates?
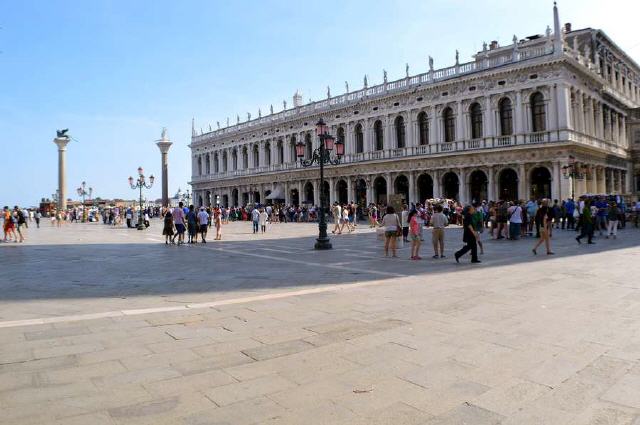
[456,101,464,142]
[576,91,585,133]
[386,173,394,196]
[346,178,353,203]
[366,177,373,205]
[156,129,173,207]
[313,180,319,206]
[433,170,441,199]
[429,106,437,145]
[408,171,416,205]
[518,163,527,200]
[53,135,71,211]
[487,167,496,201]
[552,162,561,200]
[328,177,335,205]
[458,168,467,205]
[514,91,524,139]
[484,96,494,138]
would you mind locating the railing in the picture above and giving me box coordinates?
[496,136,513,146]
[192,42,556,145]
[194,130,624,182]
[527,132,548,143]
[467,139,482,149]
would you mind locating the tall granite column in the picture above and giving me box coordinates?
[156,128,173,207]
[53,136,71,211]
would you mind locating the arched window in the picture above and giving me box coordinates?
[231,150,237,171]
[531,92,546,132]
[242,148,248,169]
[394,116,405,148]
[354,124,364,153]
[264,142,271,166]
[290,135,297,163]
[443,107,455,143]
[374,120,384,151]
[205,154,210,174]
[253,145,259,168]
[470,103,483,139]
[214,153,219,173]
[337,127,345,152]
[277,140,284,164]
[222,151,227,172]
[499,98,513,136]
[197,157,202,175]
[418,112,429,145]
[305,133,312,159]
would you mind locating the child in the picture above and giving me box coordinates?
[408,210,422,260]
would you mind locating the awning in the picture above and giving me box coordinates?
[266,184,285,200]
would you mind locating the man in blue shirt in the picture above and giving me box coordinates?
[594,197,608,236]
[564,198,576,229]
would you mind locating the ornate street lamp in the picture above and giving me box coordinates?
[128,166,154,230]
[562,155,586,199]
[297,118,344,250]
[76,181,93,222]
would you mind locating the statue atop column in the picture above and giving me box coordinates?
[428,56,434,71]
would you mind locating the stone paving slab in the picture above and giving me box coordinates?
[1,221,640,423]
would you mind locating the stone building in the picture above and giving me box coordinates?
[190,5,639,208]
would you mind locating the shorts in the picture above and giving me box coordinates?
[199,224,207,233]
[175,223,185,234]
[385,231,397,238]
[410,234,420,242]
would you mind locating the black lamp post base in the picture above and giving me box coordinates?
[314,238,332,250]
[136,220,145,230]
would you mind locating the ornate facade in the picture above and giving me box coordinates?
[190,5,639,208]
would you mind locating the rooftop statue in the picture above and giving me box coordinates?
[56,128,69,138]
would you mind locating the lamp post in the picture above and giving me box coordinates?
[128,166,154,230]
[76,181,93,222]
[185,189,192,206]
[562,155,586,199]
[296,118,344,250]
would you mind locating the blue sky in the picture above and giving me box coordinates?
[2,0,639,206]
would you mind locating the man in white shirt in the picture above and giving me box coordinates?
[251,208,260,233]
[197,207,209,243]
[331,203,342,234]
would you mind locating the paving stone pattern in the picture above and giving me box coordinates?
[1,220,640,424]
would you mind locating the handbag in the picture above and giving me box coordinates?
[395,214,402,237]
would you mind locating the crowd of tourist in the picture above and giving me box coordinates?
[3,196,640,260]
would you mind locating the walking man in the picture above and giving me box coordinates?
[454,205,480,264]
[197,207,209,243]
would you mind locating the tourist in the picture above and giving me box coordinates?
[186,205,198,244]
[197,207,209,243]
[14,206,26,243]
[259,208,268,233]
[532,199,555,255]
[507,201,523,240]
[381,206,401,258]
[495,201,507,239]
[341,204,352,233]
[454,205,480,264]
[408,209,421,260]
[472,202,485,253]
[35,209,41,228]
[214,207,222,240]
[576,199,595,244]
[251,207,260,234]
[331,202,342,234]
[3,206,17,242]
[525,198,538,236]
[401,204,409,243]
[431,204,448,258]
[606,201,619,239]
[594,196,609,236]
[162,210,174,244]
[565,198,576,229]
[172,201,186,245]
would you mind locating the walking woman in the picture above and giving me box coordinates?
[532,199,555,255]
[162,210,174,245]
[381,206,401,257]
[408,210,422,260]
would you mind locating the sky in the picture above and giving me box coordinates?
[1,0,639,206]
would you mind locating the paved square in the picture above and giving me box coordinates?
[1,221,640,424]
